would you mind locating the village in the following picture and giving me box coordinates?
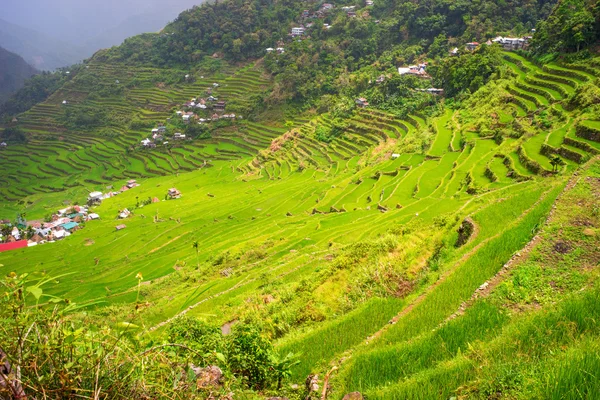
[139,84,243,149]
[261,1,535,111]
[0,203,100,253]
[0,177,186,253]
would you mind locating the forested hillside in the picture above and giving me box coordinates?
[0,46,38,104]
[0,0,599,398]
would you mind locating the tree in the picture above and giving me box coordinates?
[530,0,599,54]
[226,325,273,390]
[192,240,200,268]
[550,155,564,172]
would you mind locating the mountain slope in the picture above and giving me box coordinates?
[0,0,598,398]
[0,46,38,103]
[0,18,87,70]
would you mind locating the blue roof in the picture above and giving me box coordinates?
[60,222,79,230]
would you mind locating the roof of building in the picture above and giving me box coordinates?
[60,222,79,230]
[0,240,28,253]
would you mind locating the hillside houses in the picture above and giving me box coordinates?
[356,97,369,108]
[416,88,445,95]
[291,27,305,37]
[492,36,530,50]
[466,42,479,51]
[168,188,182,199]
[214,101,227,112]
[398,63,429,77]
[88,191,103,205]
[0,204,103,250]
[141,138,156,148]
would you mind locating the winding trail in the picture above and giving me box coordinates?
[328,182,558,372]
[445,161,591,322]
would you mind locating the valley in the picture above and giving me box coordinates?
[0,0,599,398]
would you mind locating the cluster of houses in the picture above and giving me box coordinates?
[0,178,145,252]
[290,1,376,38]
[140,125,167,148]
[300,3,334,20]
[266,47,286,54]
[398,63,429,78]
[0,205,101,251]
[451,34,533,55]
[139,94,243,148]
[88,180,140,205]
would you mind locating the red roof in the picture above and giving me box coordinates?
[0,240,28,253]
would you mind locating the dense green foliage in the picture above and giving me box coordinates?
[429,45,505,97]
[0,0,599,398]
[0,126,28,143]
[0,70,72,120]
[90,0,556,104]
[530,0,600,55]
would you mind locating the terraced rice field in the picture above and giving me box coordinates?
[0,52,599,395]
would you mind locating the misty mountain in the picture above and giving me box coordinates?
[1,0,204,70]
[0,19,87,70]
[0,46,38,104]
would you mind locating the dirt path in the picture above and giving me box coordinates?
[148,276,254,332]
[328,183,557,373]
[149,232,190,254]
[445,165,589,322]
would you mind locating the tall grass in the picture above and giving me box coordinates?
[276,297,406,381]
[363,357,475,400]
[547,341,600,400]
[336,184,563,392]
[340,301,507,391]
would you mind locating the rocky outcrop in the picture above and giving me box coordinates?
[191,365,223,388]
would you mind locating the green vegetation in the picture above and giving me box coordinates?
[0,0,599,398]
[530,0,600,55]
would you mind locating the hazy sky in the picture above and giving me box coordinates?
[1,0,202,44]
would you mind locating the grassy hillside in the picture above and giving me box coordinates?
[0,45,599,397]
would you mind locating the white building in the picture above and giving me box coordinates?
[88,191,103,202]
[291,27,305,36]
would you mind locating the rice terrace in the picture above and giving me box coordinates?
[0,0,599,398]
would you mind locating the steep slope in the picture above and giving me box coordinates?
[0,0,598,398]
[0,46,38,103]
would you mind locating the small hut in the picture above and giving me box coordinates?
[168,188,182,199]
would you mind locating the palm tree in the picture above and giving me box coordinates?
[192,240,200,268]
[550,156,564,172]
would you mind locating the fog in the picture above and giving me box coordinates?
[2,0,202,44]
[0,0,203,69]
